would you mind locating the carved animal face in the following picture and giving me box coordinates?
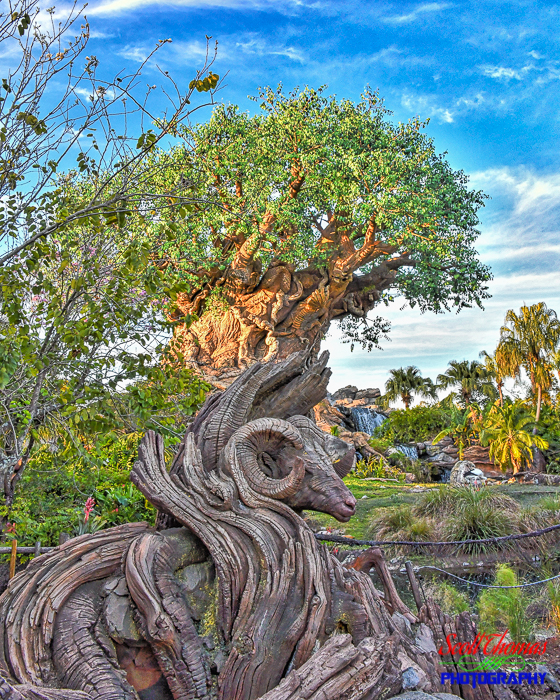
[244,416,357,522]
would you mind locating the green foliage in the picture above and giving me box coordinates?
[330,425,340,437]
[433,404,484,459]
[379,366,436,410]
[539,404,560,472]
[425,580,469,616]
[443,499,516,553]
[372,405,451,443]
[0,433,159,549]
[354,457,405,482]
[478,565,535,643]
[367,436,393,453]
[497,303,560,408]
[0,0,217,503]
[368,503,435,543]
[437,360,496,406]
[153,85,490,350]
[480,400,548,473]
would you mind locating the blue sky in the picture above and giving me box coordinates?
[58,0,560,390]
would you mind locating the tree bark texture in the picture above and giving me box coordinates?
[170,227,412,386]
[0,351,504,699]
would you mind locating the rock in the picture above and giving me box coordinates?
[404,472,416,483]
[433,695,463,700]
[536,664,560,691]
[351,431,383,459]
[392,611,413,636]
[435,436,453,447]
[331,385,358,401]
[427,452,455,464]
[414,623,437,655]
[386,690,437,699]
[361,494,368,499]
[535,474,560,486]
[355,388,381,402]
[401,667,421,690]
[449,461,487,486]
[442,446,459,456]
[461,445,502,478]
[425,445,442,457]
[313,399,351,433]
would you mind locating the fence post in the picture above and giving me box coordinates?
[405,560,423,613]
[9,539,17,579]
[34,540,41,558]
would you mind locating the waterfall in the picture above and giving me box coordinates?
[351,406,387,435]
[394,444,419,461]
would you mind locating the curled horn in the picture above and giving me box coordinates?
[225,418,305,499]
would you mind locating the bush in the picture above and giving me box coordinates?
[0,433,158,548]
[367,436,393,453]
[443,501,516,554]
[478,565,535,643]
[368,504,435,543]
[372,406,451,443]
[424,580,470,616]
[415,485,519,519]
[354,457,405,482]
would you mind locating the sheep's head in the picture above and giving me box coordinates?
[224,415,356,522]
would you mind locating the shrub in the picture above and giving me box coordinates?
[478,565,535,643]
[368,504,435,543]
[424,580,470,616]
[367,436,393,453]
[0,433,158,549]
[415,485,519,519]
[372,406,451,444]
[354,457,405,482]
[443,501,516,553]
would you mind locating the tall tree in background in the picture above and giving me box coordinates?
[481,401,548,474]
[381,365,436,409]
[0,0,218,504]
[437,359,494,406]
[497,303,560,430]
[479,348,512,407]
[153,86,491,385]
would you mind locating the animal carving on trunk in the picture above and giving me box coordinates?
[0,352,451,700]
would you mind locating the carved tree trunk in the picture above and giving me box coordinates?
[0,351,506,700]
[171,242,409,386]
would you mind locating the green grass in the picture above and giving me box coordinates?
[304,479,560,541]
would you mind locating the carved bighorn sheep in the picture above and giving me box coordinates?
[0,351,444,700]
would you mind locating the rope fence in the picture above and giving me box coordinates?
[314,521,560,548]
[417,565,560,589]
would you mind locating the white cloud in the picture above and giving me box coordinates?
[325,167,560,390]
[87,0,294,15]
[401,92,455,123]
[480,64,538,81]
[382,2,453,26]
[236,37,304,62]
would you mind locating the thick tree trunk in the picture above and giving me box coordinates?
[171,251,411,386]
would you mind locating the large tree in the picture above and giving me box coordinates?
[380,365,436,409]
[497,302,560,429]
[0,0,218,503]
[156,87,491,384]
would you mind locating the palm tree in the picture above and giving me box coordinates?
[437,360,494,406]
[381,366,436,409]
[479,348,513,407]
[497,303,560,429]
[481,401,548,474]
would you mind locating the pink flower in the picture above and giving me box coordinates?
[83,497,95,523]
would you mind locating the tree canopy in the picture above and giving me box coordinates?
[149,86,492,379]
